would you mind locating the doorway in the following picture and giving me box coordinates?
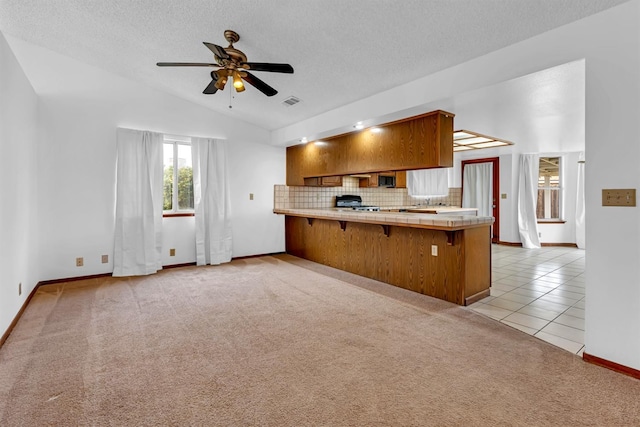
[461,157,500,243]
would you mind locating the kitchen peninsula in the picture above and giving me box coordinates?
[277,109,492,306]
[274,207,492,305]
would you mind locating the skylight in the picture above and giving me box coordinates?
[453,130,514,152]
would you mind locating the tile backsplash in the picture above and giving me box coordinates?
[274,177,461,209]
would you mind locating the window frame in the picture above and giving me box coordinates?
[163,136,195,217]
[536,155,563,223]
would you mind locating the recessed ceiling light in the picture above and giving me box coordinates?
[300,137,308,143]
[354,121,364,130]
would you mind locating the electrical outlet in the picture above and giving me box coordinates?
[249,193,254,200]
[18,282,22,296]
[170,248,176,256]
[102,254,109,264]
[431,245,438,256]
[76,257,84,267]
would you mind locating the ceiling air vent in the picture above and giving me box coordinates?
[282,96,301,107]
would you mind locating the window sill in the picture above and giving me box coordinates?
[163,212,195,218]
[537,220,566,224]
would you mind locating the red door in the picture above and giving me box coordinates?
[461,157,500,243]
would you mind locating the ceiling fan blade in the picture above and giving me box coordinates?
[242,71,278,97]
[203,42,230,60]
[203,71,219,95]
[157,62,219,67]
[243,62,294,73]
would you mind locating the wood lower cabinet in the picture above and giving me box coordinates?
[284,215,490,305]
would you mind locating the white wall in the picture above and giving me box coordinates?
[0,32,39,336]
[6,35,285,282]
[446,60,585,244]
[274,2,640,370]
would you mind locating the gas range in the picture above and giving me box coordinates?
[335,195,380,212]
[352,205,381,212]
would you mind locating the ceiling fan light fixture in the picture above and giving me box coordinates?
[233,72,245,92]
[214,74,228,90]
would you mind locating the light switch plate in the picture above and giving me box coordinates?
[602,189,636,206]
[431,245,438,256]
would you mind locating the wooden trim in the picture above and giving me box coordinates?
[583,352,640,380]
[465,289,491,306]
[163,262,197,269]
[232,252,286,261]
[39,272,112,286]
[497,241,578,248]
[0,283,41,349]
[497,241,522,247]
[163,212,195,218]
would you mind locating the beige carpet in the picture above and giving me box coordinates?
[1,254,639,426]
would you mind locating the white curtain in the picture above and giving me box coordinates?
[113,128,164,276]
[462,163,493,217]
[192,137,233,265]
[575,152,586,249]
[407,169,449,197]
[517,154,541,248]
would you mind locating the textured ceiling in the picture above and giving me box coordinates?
[0,0,629,131]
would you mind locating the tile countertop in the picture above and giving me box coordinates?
[404,206,479,214]
[273,208,493,231]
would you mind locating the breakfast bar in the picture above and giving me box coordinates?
[275,208,493,306]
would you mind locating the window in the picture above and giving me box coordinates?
[536,156,562,221]
[163,137,193,213]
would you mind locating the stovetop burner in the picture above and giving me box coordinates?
[352,205,380,211]
[335,195,380,211]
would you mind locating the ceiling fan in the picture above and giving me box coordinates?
[157,30,294,97]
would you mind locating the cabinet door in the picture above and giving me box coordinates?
[303,177,320,187]
[395,171,407,188]
[321,176,343,187]
[358,173,379,188]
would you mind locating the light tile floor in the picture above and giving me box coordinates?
[467,244,586,355]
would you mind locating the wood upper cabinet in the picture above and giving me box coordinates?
[358,171,407,188]
[304,175,343,187]
[395,171,407,188]
[358,173,378,188]
[286,110,453,186]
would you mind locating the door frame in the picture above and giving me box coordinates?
[461,157,500,243]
